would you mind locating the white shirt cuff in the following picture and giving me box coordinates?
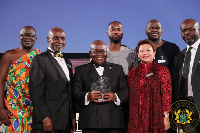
[114,93,121,106]
[85,92,90,105]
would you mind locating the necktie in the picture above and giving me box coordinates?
[180,46,192,97]
[54,53,63,58]
[182,47,192,78]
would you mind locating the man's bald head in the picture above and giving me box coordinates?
[90,40,107,66]
[146,19,162,30]
[48,27,65,38]
[180,18,199,29]
[90,40,106,51]
[20,26,36,34]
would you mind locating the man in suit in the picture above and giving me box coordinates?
[172,18,200,133]
[73,40,128,133]
[29,27,76,133]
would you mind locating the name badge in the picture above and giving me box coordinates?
[158,60,166,63]
[145,73,153,78]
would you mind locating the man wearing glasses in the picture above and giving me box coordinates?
[73,40,128,133]
[0,26,40,132]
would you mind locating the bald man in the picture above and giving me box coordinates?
[172,18,200,133]
[145,19,180,73]
[73,40,128,133]
[29,27,76,133]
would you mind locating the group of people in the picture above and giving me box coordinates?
[0,18,199,133]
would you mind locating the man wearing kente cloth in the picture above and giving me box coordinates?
[0,26,41,133]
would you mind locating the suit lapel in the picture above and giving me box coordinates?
[87,62,100,81]
[103,62,112,79]
[47,50,68,82]
[63,56,73,77]
[192,44,200,77]
[178,50,186,77]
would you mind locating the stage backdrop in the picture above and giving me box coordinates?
[0,0,200,53]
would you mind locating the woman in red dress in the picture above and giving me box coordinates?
[127,39,172,133]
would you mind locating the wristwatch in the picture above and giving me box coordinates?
[163,114,169,118]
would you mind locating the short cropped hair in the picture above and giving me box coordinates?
[136,39,156,53]
[108,21,123,28]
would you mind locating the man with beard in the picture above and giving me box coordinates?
[172,18,200,133]
[106,21,138,76]
[106,21,137,133]
[145,19,180,73]
[0,26,41,132]
[73,40,128,133]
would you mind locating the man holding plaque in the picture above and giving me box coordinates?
[73,40,128,133]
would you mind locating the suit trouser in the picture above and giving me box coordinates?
[33,129,70,133]
[82,128,123,133]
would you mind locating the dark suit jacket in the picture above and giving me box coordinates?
[172,44,200,111]
[73,62,129,129]
[29,50,75,130]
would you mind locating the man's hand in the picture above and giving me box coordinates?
[164,117,170,130]
[102,93,116,103]
[0,108,13,126]
[42,117,53,132]
[71,119,76,133]
[87,91,102,103]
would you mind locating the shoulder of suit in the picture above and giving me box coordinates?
[75,62,91,70]
[180,48,187,54]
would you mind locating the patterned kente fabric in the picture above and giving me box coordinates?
[4,49,41,133]
[127,60,172,133]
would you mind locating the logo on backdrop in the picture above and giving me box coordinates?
[170,100,199,132]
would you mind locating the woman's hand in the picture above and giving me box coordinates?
[164,117,170,130]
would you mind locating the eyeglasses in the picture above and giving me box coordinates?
[20,34,36,38]
[91,50,107,55]
[139,49,153,53]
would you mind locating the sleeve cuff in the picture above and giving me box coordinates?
[114,93,121,106]
[85,92,90,105]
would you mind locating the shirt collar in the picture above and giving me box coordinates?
[48,46,61,55]
[187,38,200,51]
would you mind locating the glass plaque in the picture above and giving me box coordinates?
[91,76,111,101]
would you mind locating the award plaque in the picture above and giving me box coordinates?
[91,76,111,101]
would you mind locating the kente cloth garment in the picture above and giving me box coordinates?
[4,49,41,133]
[127,60,172,133]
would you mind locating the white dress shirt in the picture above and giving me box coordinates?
[184,39,200,96]
[48,46,70,81]
[85,64,121,106]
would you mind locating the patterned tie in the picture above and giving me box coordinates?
[182,47,192,78]
[54,53,63,58]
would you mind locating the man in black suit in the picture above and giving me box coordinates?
[73,40,128,133]
[29,27,76,133]
[172,18,200,133]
